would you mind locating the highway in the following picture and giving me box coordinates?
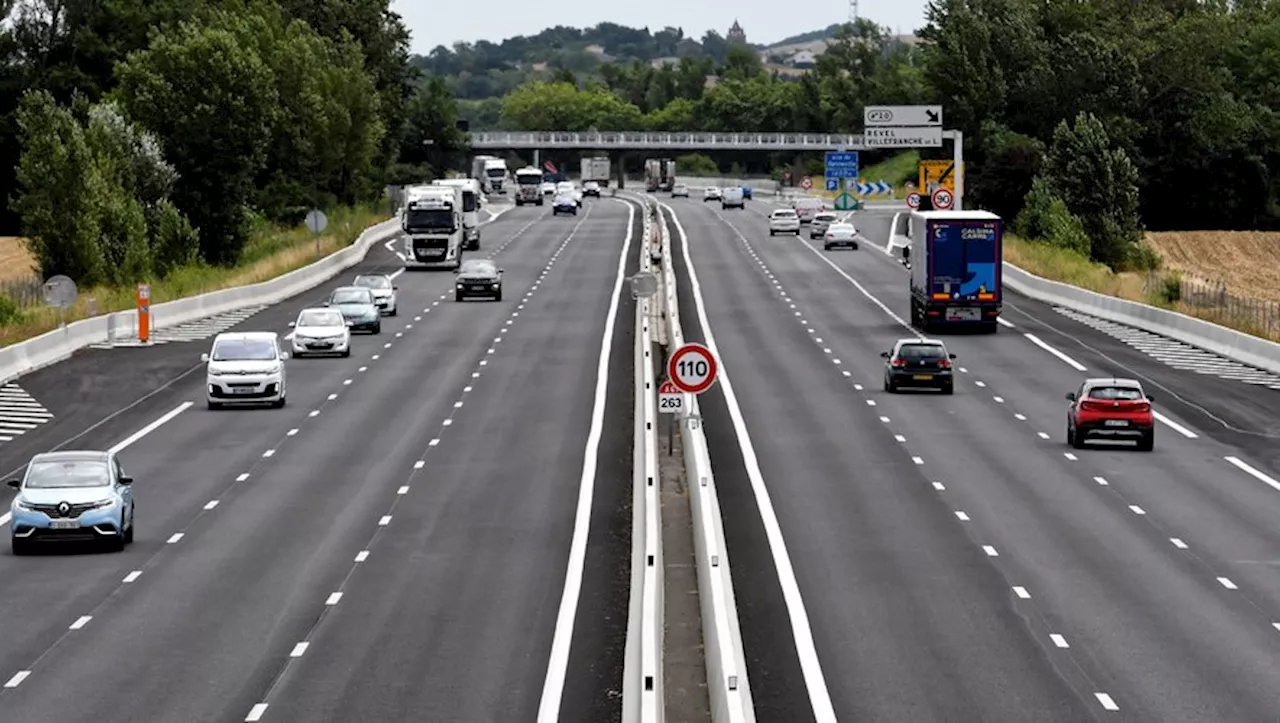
[0,198,639,722]
[661,192,1280,722]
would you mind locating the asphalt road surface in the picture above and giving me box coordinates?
[0,197,639,723]
[662,193,1280,722]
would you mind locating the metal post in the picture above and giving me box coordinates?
[668,412,673,456]
[951,129,964,211]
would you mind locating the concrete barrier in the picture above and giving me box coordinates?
[0,217,400,385]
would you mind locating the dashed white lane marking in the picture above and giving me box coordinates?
[1154,412,1198,438]
[1064,453,1078,461]
[1050,633,1069,648]
[1055,306,1280,389]
[414,460,425,469]
[955,511,970,521]
[932,482,945,491]
[123,571,142,583]
[993,396,1004,404]
[246,703,269,721]
[1095,692,1119,711]
[1094,476,1109,486]
[996,317,1016,328]
[1170,538,1188,549]
[1273,623,1280,633]
[893,434,906,443]
[4,671,30,688]
[290,642,309,657]
[236,473,250,482]
[1129,505,1146,515]
[204,500,219,510]
[262,449,274,458]
[974,381,986,388]
[378,515,391,526]
[983,545,998,556]
[397,485,409,495]
[324,592,342,605]
[1014,413,1026,420]
[1024,333,1088,371]
[1224,456,1280,492]
[1218,577,1238,590]
[1013,586,1031,599]
[911,456,924,465]
[1037,432,1051,440]
[354,551,369,562]
[69,616,92,630]
[166,533,183,544]
[287,428,298,436]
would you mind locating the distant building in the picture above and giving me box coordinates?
[790,50,816,68]
[727,20,747,45]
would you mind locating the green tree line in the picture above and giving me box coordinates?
[493,1,1280,269]
[2,0,466,288]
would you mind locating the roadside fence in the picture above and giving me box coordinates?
[1150,273,1280,342]
[1,275,42,308]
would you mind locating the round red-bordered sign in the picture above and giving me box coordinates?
[906,192,921,209]
[800,176,813,190]
[667,342,718,394]
[932,187,954,209]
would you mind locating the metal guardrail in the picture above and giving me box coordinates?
[650,196,754,723]
[471,131,865,151]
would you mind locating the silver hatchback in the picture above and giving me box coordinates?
[809,212,840,238]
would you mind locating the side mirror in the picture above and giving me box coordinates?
[1065,392,1076,401]
[949,353,957,359]
[200,353,210,363]
[6,479,19,489]
[393,285,399,290]
[498,268,504,273]
[118,476,133,486]
[287,321,296,328]
[880,351,890,358]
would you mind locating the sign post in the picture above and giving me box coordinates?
[305,209,328,258]
[664,342,719,456]
[136,282,151,344]
[657,379,682,455]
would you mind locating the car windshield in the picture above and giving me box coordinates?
[461,260,496,274]
[330,289,372,304]
[25,459,111,489]
[899,344,946,360]
[1089,386,1143,400]
[297,310,343,327]
[212,338,277,361]
[354,276,390,289]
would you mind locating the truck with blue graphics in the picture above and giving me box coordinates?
[908,210,1003,332]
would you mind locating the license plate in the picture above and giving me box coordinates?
[231,387,256,394]
[1105,419,1129,426]
[50,519,79,529]
[913,374,934,381]
[470,285,487,290]
[946,307,980,321]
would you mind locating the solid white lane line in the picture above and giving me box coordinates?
[290,642,309,657]
[537,198,634,722]
[1154,412,1198,438]
[123,571,142,583]
[1050,633,1069,648]
[1218,577,1238,590]
[657,201,838,722]
[1224,456,1280,492]
[108,401,193,454]
[1095,693,1119,711]
[69,616,92,630]
[1024,333,1088,371]
[246,703,268,721]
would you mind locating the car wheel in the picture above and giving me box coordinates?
[373,322,381,334]
[340,349,350,358]
[769,230,776,236]
[389,307,397,316]
[1066,424,1075,446]
[207,400,222,410]
[105,530,125,553]
[824,244,831,250]
[495,291,503,302]
[1071,425,1087,449]
[941,383,954,395]
[11,537,29,556]
[851,242,859,250]
[1137,431,1154,451]
[455,292,463,302]
[123,512,134,544]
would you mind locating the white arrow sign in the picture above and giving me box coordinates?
[864,105,943,127]
[864,126,943,148]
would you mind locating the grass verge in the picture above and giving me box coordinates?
[0,204,389,347]
[1006,233,1280,342]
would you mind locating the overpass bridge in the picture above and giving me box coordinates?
[469,131,865,151]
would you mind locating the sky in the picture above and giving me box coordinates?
[390,0,931,56]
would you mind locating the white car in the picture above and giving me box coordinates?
[721,187,745,209]
[822,222,859,250]
[809,212,839,238]
[792,197,825,223]
[768,209,800,235]
[703,187,722,202]
[540,181,556,195]
[583,181,601,197]
[671,184,689,198]
[352,273,397,315]
[202,331,288,410]
[556,181,582,206]
[288,308,351,358]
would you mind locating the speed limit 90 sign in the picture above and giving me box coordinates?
[667,342,718,394]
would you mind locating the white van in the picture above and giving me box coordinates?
[721,187,745,209]
[792,197,825,223]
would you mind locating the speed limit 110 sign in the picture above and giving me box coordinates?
[667,342,718,394]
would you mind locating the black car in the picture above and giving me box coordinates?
[882,338,956,393]
[455,259,503,301]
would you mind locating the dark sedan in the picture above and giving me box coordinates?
[882,338,956,393]
[454,259,503,301]
[325,286,381,333]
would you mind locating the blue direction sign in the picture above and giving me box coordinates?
[825,178,839,192]
[824,151,860,179]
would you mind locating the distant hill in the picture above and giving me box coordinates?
[411,21,848,100]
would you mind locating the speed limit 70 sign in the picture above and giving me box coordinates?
[667,342,718,394]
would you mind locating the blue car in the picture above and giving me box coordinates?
[741,185,753,200]
[8,450,135,554]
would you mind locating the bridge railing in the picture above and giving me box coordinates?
[470,131,865,150]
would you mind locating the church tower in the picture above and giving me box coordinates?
[727,20,747,44]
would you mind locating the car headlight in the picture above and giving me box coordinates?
[13,498,34,511]
[86,498,116,510]
[262,363,282,374]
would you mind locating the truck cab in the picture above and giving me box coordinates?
[514,167,544,206]
[432,178,481,250]
[482,159,508,194]
[401,185,465,270]
[908,210,1003,332]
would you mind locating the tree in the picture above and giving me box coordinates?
[395,75,466,181]
[114,16,278,265]
[500,80,642,131]
[1041,112,1143,268]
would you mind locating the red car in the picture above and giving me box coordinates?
[1066,378,1155,450]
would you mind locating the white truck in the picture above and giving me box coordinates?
[580,156,611,188]
[432,177,482,250]
[471,155,508,194]
[514,166,544,206]
[401,185,465,270]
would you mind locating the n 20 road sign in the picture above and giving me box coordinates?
[658,380,683,414]
[906,192,921,209]
[668,342,718,394]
